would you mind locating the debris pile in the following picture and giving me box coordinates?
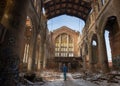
[72,71,120,85]
[18,73,45,86]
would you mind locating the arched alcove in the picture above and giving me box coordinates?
[104,16,120,69]
[22,16,34,72]
[91,34,99,71]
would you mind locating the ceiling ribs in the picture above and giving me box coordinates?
[44,0,92,21]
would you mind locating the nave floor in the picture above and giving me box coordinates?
[20,72,120,86]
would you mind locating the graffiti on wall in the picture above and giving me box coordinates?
[0,53,20,84]
[113,55,120,68]
[0,32,19,84]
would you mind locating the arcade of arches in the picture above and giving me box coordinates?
[0,0,120,85]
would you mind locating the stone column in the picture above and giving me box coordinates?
[27,47,32,71]
[43,43,47,69]
[82,43,87,70]
[68,63,71,72]
[88,44,94,72]
[39,38,44,72]
[98,34,109,73]
[59,62,61,72]
[37,44,41,71]
[31,33,37,72]
[83,56,87,70]
[0,0,29,85]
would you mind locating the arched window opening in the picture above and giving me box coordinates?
[23,16,33,64]
[104,31,112,62]
[104,16,120,68]
[91,35,99,70]
[92,40,97,46]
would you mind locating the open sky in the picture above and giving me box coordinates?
[47,15,112,61]
[47,14,85,33]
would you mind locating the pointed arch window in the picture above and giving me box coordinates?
[23,44,29,63]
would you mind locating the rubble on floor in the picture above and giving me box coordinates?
[72,70,120,86]
[18,70,120,86]
[18,73,45,86]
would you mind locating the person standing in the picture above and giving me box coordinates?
[62,64,68,81]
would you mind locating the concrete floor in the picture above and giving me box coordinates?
[41,73,98,86]
[21,72,120,86]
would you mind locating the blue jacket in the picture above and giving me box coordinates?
[62,66,68,73]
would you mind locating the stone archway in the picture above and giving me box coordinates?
[87,31,100,72]
[90,34,100,72]
[103,16,120,70]
[97,16,120,72]
[22,16,36,72]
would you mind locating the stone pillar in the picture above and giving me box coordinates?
[59,62,61,72]
[98,34,109,73]
[0,0,29,85]
[82,43,87,70]
[68,63,71,72]
[88,44,94,72]
[27,49,32,71]
[31,33,37,72]
[37,44,41,71]
[39,38,44,72]
[83,56,87,70]
[43,44,47,69]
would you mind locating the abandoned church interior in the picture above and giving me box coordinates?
[0,0,120,86]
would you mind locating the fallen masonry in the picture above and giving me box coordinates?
[17,70,120,86]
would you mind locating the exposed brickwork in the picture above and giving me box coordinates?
[110,32,120,57]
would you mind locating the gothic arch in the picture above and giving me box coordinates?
[91,34,99,66]
[22,16,37,71]
[87,31,100,71]
[28,16,37,38]
[44,0,91,21]
[53,27,77,41]
[97,12,117,35]
[103,16,120,69]
[97,12,120,71]
[55,33,73,42]
[88,31,97,44]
